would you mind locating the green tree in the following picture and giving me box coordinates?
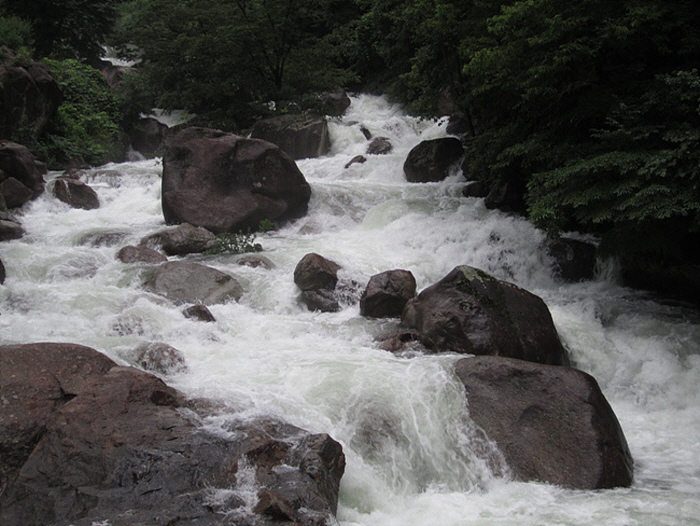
[456,0,700,258]
[0,0,118,62]
[38,58,122,167]
[111,0,354,121]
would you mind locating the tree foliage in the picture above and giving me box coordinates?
[38,59,122,167]
[0,0,118,62]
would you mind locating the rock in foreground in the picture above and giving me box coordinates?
[402,265,569,365]
[455,356,634,489]
[0,343,345,526]
[162,127,311,233]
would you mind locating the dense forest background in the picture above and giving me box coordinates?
[1,0,699,276]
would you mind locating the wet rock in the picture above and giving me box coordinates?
[78,231,129,247]
[0,343,115,499]
[547,237,598,282]
[314,89,352,116]
[462,180,489,198]
[0,343,345,526]
[140,222,217,255]
[117,245,168,264]
[301,289,341,313]
[360,269,416,319]
[132,342,188,374]
[0,211,24,241]
[455,356,634,489]
[294,253,341,292]
[0,141,46,208]
[403,137,464,183]
[446,114,472,136]
[0,48,62,141]
[251,114,331,159]
[235,254,276,269]
[366,137,392,155]
[128,117,168,158]
[53,176,100,210]
[376,330,426,354]
[183,303,216,322]
[484,179,527,215]
[344,155,366,169]
[402,265,569,365]
[145,260,244,305]
[162,127,311,233]
[0,257,4,284]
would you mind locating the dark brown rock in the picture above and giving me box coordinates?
[183,303,216,322]
[360,269,416,318]
[366,137,392,155]
[162,127,311,233]
[462,180,489,198]
[402,265,569,365]
[0,212,24,241]
[145,260,244,305]
[53,177,100,210]
[0,48,62,141]
[0,343,345,526]
[129,117,168,158]
[313,90,351,116]
[116,245,168,264]
[300,289,341,313]
[0,257,4,284]
[251,114,331,159]
[454,356,634,489]
[235,254,276,269]
[294,253,341,292]
[0,141,46,208]
[344,155,366,169]
[0,343,115,498]
[403,137,464,183]
[140,222,217,255]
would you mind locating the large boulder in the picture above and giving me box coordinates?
[402,265,569,365]
[0,47,62,141]
[140,222,217,256]
[360,269,416,319]
[0,141,46,208]
[455,356,634,489]
[162,127,311,233]
[145,261,244,305]
[403,137,464,183]
[251,114,331,160]
[0,343,345,526]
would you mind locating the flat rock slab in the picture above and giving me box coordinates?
[145,260,243,305]
[455,356,634,489]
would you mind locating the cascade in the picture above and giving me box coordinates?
[1,94,699,525]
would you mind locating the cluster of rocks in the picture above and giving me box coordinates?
[292,253,633,489]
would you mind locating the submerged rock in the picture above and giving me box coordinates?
[162,127,311,233]
[455,356,634,489]
[145,260,243,305]
[116,245,168,264]
[402,265,569,365]
[132,341,188,375]
[53,176,100,210]
[0,343,345,526]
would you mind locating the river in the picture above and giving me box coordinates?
[1,94,699,525]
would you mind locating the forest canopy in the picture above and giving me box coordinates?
[1,0,699,262]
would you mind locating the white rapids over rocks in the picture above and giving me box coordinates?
[1,94,699,526]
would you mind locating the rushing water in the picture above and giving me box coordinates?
[1,95,700,525]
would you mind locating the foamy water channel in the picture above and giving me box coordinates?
[1,95,699,525]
